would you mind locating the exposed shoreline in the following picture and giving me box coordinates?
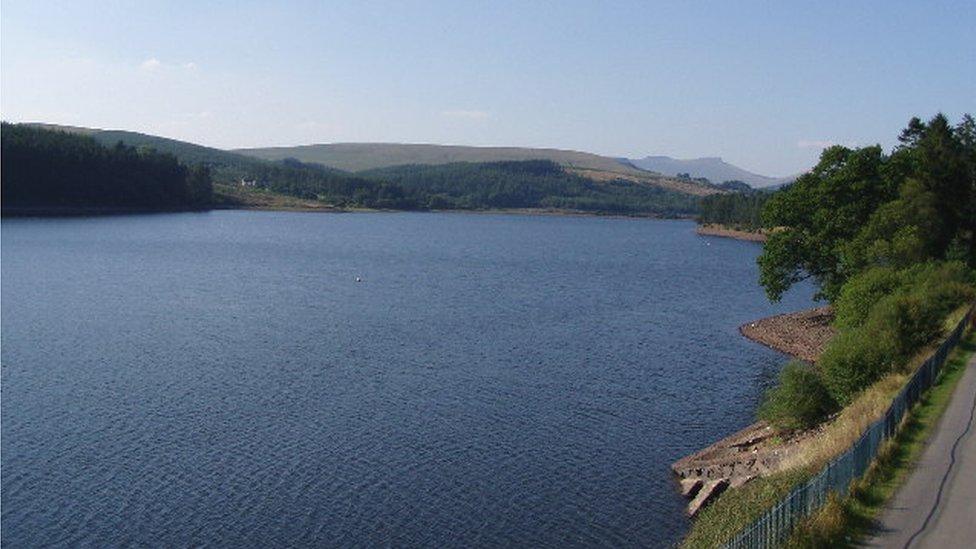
[696,223,767,242]
[672,306,836,515]
[739,306,835,364]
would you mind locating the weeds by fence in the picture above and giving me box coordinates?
[723,306,974,549]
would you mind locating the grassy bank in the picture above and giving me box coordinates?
[213,184,346,211]
[682,308,972,548]
[784,326,975,548]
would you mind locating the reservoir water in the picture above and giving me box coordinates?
[1,211,815,547]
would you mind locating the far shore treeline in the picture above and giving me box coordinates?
[1,123,700,216]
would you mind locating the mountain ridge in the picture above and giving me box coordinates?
[628,155,796,188]
[236,142,651,176]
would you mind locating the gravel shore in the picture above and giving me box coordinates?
[739,306,835,363]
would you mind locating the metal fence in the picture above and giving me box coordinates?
[723,306,974,549]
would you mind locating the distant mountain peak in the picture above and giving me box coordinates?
[627,155,795,188]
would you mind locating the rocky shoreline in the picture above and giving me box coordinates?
[739,306,835,364]
[672,306,836,516]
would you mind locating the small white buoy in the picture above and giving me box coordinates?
[355,276,362,283]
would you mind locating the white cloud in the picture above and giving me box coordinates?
[441,109,489,120]
[140,58,198,72]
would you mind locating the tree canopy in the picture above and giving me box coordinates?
[698,189,770,230]
[758,114,976,302]
[756,114,976,429]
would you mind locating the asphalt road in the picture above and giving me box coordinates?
[865,351,976,548]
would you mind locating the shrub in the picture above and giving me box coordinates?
[834,261,974,331]
[863,293,943,363]
[833,267,905,330]
[822,268,972,405]
[819,328,897,406]
[910,261,975,318]
[824,261,974,404]
[759,361,838,430]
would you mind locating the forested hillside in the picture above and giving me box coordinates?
[9,124,704,215]
[29,124,380,200]
[361,160,700,214]
[1,123,212,213]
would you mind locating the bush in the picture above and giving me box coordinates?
[819,328,897,406]
[822,263,973,405]
[834,261,974,331]
[863,293,943,363]
[833,267,904,330]
[759,361,838,430]
[910,261,975,318]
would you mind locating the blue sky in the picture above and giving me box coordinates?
[2,1,973,175]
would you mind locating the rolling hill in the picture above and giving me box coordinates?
[236,142,647,174]
[359,160,701,214]
[23,124,397,207]
[27,123,302,178]
[235,143,723,197]
[627,155,795,188]
[12,123,718,214]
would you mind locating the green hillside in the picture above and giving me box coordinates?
[16,123,709,215]
[23,124,409,207]
[236,142,726,198]
[234,142,649,174]
[28,124,318,182]
[360,160,699,214]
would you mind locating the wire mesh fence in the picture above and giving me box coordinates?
[723,306,974,549]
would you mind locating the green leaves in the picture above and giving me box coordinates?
[698,191,770,230]
[756,111,976,423]
[757,114,976,303]
[820,261,974,405]
[759,361,838,430]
